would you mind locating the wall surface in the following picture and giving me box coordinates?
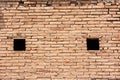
[0,0,120,80]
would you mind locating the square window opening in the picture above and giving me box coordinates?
[14,39,26,51]
[87,38,99,50]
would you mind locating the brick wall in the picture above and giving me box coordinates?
[0,0,120,80]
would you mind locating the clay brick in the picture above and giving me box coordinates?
[0,0,120,80]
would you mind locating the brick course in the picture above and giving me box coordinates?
[0,0,120,80]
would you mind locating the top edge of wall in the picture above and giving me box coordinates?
[0,0,120,7]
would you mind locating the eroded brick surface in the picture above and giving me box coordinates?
[0,0,120,80]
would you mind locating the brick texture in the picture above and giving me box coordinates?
[0,0,120,80]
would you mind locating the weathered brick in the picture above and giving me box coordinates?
[0,0,120,80]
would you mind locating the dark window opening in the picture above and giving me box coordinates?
[87,38,99,50]
[14,39,26,51]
